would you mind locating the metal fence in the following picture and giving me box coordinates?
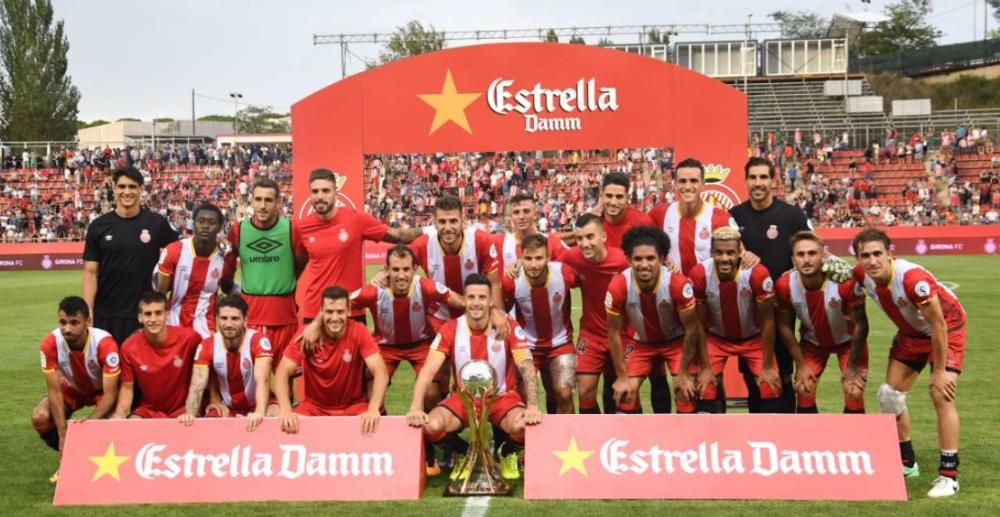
[851,39,1000,76]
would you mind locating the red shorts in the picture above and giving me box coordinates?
[250,323,298,370]
[438,391,524,427]
[890,327,966,373]
[205,396,278,417]
[802,340,870,378]
[532,343,576,372]
[380,340,432,377]
[575,330,611,374]
[132,406,186,419]
[624,337,694,377]
[708,334,765,376]
[59,387,101,413]
[293,399,369,416]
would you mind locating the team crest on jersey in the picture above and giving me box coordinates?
[342,349,353,363]
[210,268,221,280]
[766,225,779,240]
[88,359,99,370]
[828,298,841,310]
[412,302,423,313]
[173,355,183,368]
[242,357,252,370]
[491,341,503,353]
[896,297,909,308]
[259,338,271,351]
[338,228,349,242]
[740,287,752,298]
[553,292,563,305]
[657,299,671,311]
[139,364,149,371]
[464,259,474,270]
[308,236,316,244]
[140,229,151,243]
[698,227,710,240]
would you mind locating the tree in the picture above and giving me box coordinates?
[855,0,942,56]
[77,119,109,130]
[645,29,669,45]
[768,10,826,39]
[0,0,81,141]
[116,117,140,122]
[544,29,559,42]
[597,37,614,47]
[197,114,235,122]
[568,35,586,45]
[377,20,445,65]
[153,117,174,122]
[235,105,289,134]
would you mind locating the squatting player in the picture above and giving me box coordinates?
[687,228,782,413]
[406,274,542,481]
[853,228,967,498]
[775,231,869,414]
[33,296,120,483]
[178,295,278,431]
[605,227,707,414]
[113,291,202,418]
[501,233,578,414]
[275,287,388,437]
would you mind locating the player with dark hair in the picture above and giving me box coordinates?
[501,233,578,414]
[774,231,869,414]
[32,296,120,483]
[178,294,278,431]
[687,228,782,413]
[597,171,655,249]
[406,274,542,481]
[156,202,234,338]
[83,166,179,346]
[852,228,967,498]
[605,226,706,414]
[297,168,423,324]
[113,291,202,419]
[275,286,389,436]
[495,192,567,275]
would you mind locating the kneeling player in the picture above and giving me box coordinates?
[275,287,388,436]
[775,231,869,413]
[501,234,578,414]
[113,291,202,419]
[605,227,707,414]
[406,274,542,481]
[33,296,120,482]
[854,228,966,498]
[687,227,782,413]
[178,295,279,431]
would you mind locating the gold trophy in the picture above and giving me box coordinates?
[444,360,513,496]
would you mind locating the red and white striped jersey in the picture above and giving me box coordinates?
[775,271,864,348]
[351,276,452,345]
[652,201,737,275]
[495,232,567,272]
[430,316,532,395]
[606,266,696,343]
[194,330,273,413]
[157,238,233,338]
[853,259,965,338]
[689,259,774,340]
[412,227,498,321]
[40,327,119,398]
[501,262,576,349]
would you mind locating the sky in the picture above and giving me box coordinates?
[49,0,995,122]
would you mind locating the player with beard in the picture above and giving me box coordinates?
[501,234,578,414]
[775,231,869,414]
[156,203,234,338]
[178,295,278,431]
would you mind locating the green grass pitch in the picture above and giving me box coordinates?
[1,255,998,515]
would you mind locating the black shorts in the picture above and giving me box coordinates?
[93,316,140,346]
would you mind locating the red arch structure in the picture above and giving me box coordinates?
[291,42,748,219]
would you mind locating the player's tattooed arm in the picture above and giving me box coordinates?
[181,367,210,423]
[383,227,423,244]
[516,357,540,408]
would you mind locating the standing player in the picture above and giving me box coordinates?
[560,214,629,414]
[501,234,578,414]
[274,287,388,437]
[406,274,542,481]
[605,227,707,414]
[177,295,278,431]
[687,228,782,413]
[113,291,203,418]
[774,231,869,414]
[495,192,566,274]
[297,168,422,323]
[853,228,966,498]
[32,296,119,483]
[83,167,178,345]
[156,203,234,338]
[596,171,655,249]
[225,178,305,367]
[729,157,811,413]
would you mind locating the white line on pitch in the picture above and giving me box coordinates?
[461,496,491,517]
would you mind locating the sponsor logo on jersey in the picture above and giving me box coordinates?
[246,236,282,255]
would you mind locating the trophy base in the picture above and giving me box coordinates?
[444,478,514,497]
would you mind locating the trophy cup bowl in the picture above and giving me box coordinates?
[445,359,512,496]
[458,360,497,400]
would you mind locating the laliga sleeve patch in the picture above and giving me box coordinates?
[259,338,272,351]
[682,283,694,299]
[605,291,614,308]
[436,282,449,294]
[489,244,498,258]
[762,277,774,293]
[914,280,931,298]
[854,282,865,297]
[514,326,526,340]
[106,352,120,368]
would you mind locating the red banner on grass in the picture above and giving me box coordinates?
[525,414,906,501]
[54,417,425,505]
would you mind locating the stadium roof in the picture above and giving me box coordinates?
[826,12,890,42]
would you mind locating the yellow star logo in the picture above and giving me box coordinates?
[417,69,481,135]
[89,442,129,482]
[552,436,593,477]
